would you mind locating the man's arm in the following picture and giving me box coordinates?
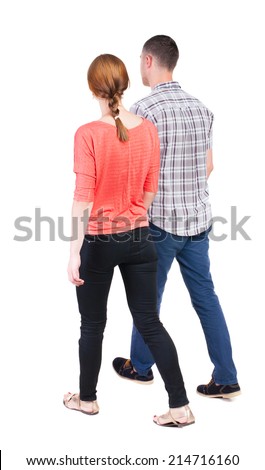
[130,102,157,125]
[206,148,214,179]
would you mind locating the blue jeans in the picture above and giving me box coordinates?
[130,223,238,385]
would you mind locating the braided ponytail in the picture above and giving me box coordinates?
[108,93,128,142]
[87,54,130,142]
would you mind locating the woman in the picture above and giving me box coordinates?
[64,54,194,427]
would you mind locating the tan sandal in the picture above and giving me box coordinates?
[63,392,99,415]
[153,405,195,427]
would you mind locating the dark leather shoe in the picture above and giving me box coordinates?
[197,378,241,398]
[112,357,154,384]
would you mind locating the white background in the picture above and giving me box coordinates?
[0,0,264,469]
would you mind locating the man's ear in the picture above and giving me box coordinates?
[145,54,153,68]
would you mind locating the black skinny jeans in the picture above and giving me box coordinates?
[76,226,189,408]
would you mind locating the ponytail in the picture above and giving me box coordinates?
[108,94,129,142]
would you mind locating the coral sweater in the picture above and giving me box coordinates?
[73,119,160,234]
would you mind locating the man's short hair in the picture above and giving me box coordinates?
[142,35,179,71]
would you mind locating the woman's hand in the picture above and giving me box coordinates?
[67,200,93,286]
[67,254,84,286]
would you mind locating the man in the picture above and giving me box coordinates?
[113,35,240,398]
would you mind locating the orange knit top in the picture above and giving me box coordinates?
[73,119,160,234]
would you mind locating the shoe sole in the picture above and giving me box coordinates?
[113,368,154,385]
[153,419,195,428]
[196,390,241,399]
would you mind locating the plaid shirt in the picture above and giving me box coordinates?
[130,81,213,236]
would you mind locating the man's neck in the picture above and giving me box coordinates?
[149,71,174,89]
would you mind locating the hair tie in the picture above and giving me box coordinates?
[114,115,120,120]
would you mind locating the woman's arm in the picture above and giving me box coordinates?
[67,200,93,286]
[143,191,157,210]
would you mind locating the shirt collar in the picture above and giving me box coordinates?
[152,81,181,91]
